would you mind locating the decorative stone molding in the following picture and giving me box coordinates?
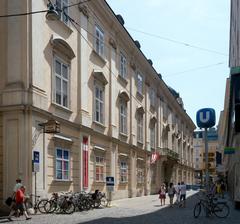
[109,37,117,49]
[78,5,89,18]
[130,61,136,71]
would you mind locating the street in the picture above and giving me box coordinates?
[0,190,240,224]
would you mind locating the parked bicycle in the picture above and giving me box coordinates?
[24,194,49,214]
[193,193,230,218]
[44,192,75,214]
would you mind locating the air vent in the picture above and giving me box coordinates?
[116,14,125,26]
[134,40,141,49]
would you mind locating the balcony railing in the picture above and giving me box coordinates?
[158,147,179,161]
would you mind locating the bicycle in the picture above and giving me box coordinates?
[24,194,49,214]
[193,193,230,218]
[44,192,75,214]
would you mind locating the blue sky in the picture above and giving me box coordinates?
[107,0,230,127]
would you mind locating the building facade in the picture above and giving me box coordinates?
[0,0,195,211]
[193,128,219,185]
[220,0,240,206]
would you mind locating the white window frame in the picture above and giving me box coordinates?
[54,56,70,108]
[120,52,127,79]
[95,25,104,57]
[120,161,128,183]
[137,72,143,95]
[137,113,143,143]
[120,100,127,134]
[150,123,156,149]
[56,0,69,24]
[95,155,105,182]
[94,82,104,124]
[55,148,70,181]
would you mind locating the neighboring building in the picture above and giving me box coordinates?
[0,0,195,211]
[220,0,240,207]
[193,128,219,184]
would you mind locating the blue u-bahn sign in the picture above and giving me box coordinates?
[196,108,216,128]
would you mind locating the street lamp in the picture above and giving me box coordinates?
[46,0,61,21]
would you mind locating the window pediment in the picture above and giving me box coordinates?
[118,90,130,102]
[50,35,75,59]
[92,70,108,85]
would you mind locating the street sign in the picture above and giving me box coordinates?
[106,176,114,186]
[196,108,216,128]
[33,151,40,172]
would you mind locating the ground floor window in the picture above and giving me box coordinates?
[120,161,128,183]
[56,148,70,180]
[95,155,105,182]
[137,167,144,184]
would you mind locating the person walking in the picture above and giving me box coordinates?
[175,182,181,204]
[168,183,175,207]
[8,186,32,221]
[179,181,187,208]
[158,184,166,206]
[7,178,23,218]
[220,181,226,198]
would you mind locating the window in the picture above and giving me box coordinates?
[95,25,104,57]
[151,167,156,184]
[120,53,127,79]
[120,161,128,183]
[120,101,127,134]
[137,167,144,184]
[95,156,105,182]
[137,73,143,95]
[56,148,70,180]
[54,57,69,108]
[150,123,156,149]
[94,83,104,124]
[150,88,156,106]
[137,113,143,143]
[56,0,69,24]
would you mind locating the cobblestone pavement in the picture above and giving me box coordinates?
[1,190,240,224]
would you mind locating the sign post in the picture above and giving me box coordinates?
[106,176,114,206]
[196,108,215,217]
[33,151,40,204]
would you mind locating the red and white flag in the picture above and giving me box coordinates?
[151,152,160,164]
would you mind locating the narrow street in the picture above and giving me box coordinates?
[1,190,239,224]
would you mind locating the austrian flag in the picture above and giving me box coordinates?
[151,152,160,164]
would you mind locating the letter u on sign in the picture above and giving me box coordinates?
[196,108,215,128]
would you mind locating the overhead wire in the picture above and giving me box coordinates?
[164,62,226,78]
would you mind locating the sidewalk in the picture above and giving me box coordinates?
[112,190,197,215]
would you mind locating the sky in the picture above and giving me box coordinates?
[106,0,230,127]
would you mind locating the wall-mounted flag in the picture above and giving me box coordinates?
[151,152,160,164]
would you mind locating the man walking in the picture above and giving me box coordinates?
[179,181,187,208]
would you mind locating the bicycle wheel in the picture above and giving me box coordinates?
[63,201,75,214]
[213,203,230,218]
[37,199,49,214]
[193,203,202,218]
[46,200,58,213]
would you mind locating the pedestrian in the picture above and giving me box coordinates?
[8,186,32,221]
[7,178,23,218]
[220,181,226,198]
[168,183,175,207]
[158,184,166,206]
[174,182,181,204]
[216,181,221,197]
[179,181,187,208]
